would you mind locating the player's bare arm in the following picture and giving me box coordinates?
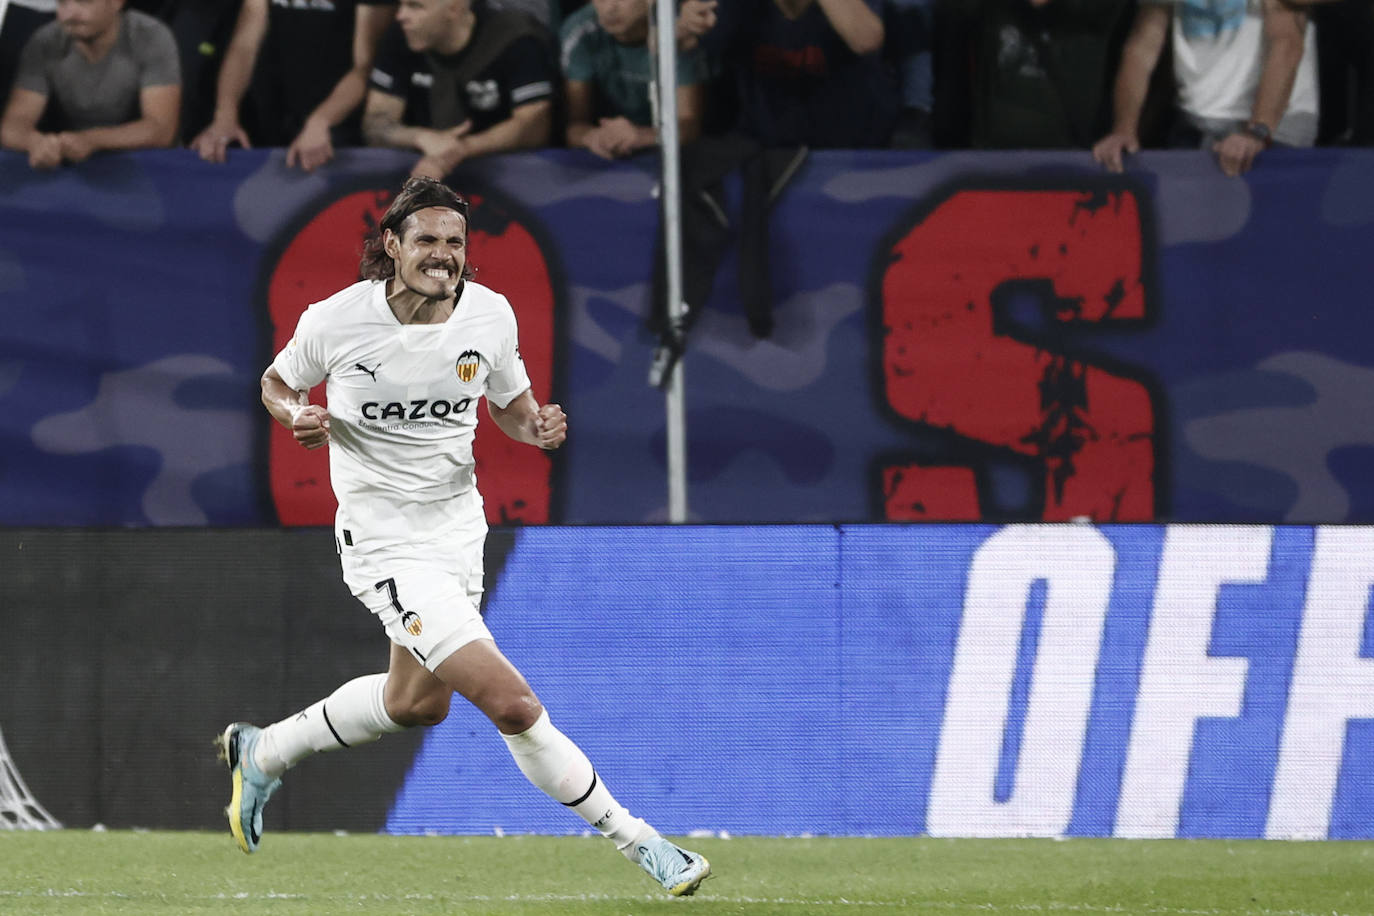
[487,388,566,450]
[261,365,331,450]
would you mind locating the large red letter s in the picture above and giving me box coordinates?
[880,187,1157,521]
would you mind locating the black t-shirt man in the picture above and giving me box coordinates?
[367,4,556,133]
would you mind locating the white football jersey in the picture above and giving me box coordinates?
[273,279,531,553]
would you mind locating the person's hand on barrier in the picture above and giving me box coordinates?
[585,118,639,159]
[190,118,252,164]
[1212,130,1265,178]
[286,116,335,172]
[27,133,63,170]
[414,122,471,159]
[1092,131,1138,173]
[412,123,472,179]
[57,131,96,164]
[290,404,331,450]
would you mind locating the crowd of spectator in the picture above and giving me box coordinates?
[2,0,1373,178]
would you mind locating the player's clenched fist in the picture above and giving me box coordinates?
[536,403,567,450]
[291,404,332,450]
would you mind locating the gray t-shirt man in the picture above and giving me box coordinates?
[15,8,179,130]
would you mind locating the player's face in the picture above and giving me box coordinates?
[56,0,122,41]
[386,207,468,302]
[592,0,648,42]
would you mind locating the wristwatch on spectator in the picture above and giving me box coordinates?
[1242,121,1274,148]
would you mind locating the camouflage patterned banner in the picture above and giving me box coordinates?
[0,147,1370,525]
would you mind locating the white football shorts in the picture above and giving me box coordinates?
[337,491,493,672]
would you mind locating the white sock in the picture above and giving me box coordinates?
[253,673,404,778]
[501,709,653,858]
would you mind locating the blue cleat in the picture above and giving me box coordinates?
[636,835,711,896]
[215,722,281,854]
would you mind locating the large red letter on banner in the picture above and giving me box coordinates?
[880,188,1155,521]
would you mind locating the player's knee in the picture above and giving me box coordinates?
[488,691,541,735]
[415,691,452,727]
[390,689,451,727]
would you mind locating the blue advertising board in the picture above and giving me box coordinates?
[387,523,1374,839]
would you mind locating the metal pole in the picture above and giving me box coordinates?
[652,0,688,522]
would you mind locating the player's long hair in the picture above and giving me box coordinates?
[359,176,476,282]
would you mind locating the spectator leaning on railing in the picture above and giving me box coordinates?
[1093,0,1338,178]
[188,0,398,172]
[0,0,180,169]
[362,0,559,180]
[559,0,707,159]
[699,0,897,150]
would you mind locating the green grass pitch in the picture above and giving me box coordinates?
[2,831,1372,915]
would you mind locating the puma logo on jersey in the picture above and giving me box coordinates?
[354,362,380,381]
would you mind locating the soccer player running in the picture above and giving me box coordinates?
[219,176,710,897]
